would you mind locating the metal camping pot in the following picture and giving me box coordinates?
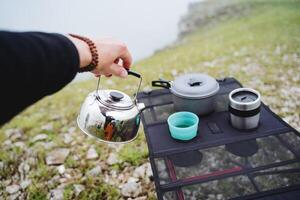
[77,70,145,144]
[152,73,220,115]
[229,88,261,130]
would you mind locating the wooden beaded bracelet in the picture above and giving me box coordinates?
[69,34,99,73]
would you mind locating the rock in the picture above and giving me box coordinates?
[11,132,23,141]
[217,194,224,200]
[108,143,124,152]
[8,192,21,200]
[107,153,118,165]
[0,162,4,170]
[3,139,12,146]
[68,127,76,133]
[110,170,118,178]
[44,141,56,150]
[59,178,68,183]
[47,175,60,187]
[171,69,178,76]
[73,184,85,196]
[46,148,70,165]
[41,123,53,131]
[145,163,153,178]
[57,165,65,174]
[128,177,139,183]
[106,79,114,85]
[18,162,30,180]
[20,179,31,189]
[63,134,73,144]
[27,157,37,166]
[50,189,64,200]
[3,179,12,186]
[283,54,289,63]
[121,182,142,197]
[208,194,216,200]
[6,184,20,194]
[86,146,98,160]
[133,165,146,179]
[32,134,48,143]
[14,141,26,149]
[5,128,23,139]
[87,166,102,176]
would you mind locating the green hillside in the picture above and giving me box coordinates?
[1,0,299,199]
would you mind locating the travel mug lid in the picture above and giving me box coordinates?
[229,88,261,111]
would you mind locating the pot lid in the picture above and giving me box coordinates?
[171,73,219,99]
[96,89,134,109]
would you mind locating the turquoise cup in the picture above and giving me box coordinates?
[167,112,199,141]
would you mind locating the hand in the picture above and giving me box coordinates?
[68,36,132,78]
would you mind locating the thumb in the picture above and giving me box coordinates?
[109,63,128,78]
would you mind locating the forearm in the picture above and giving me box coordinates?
[0,31,79,124]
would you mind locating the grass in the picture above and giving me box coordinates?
[0,0,299,199]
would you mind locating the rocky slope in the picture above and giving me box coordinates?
[0,0,299,199]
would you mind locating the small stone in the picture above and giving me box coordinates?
[73,184,85,196]
[59,178,68,183]
[145,163,153,178]
[86,146,98,160]
[121,182,142,197]
[18,162,30,175]
[171,69,178,76]
[20,179,31,189]
[46,148,70,165]
[0,162,4,170]
[32,134,48,143]
[3,139,12,146]
[14,141,26,149]
[5,128,23,139]
[57,165,65,174]
[87,166,102,176]
[41,123,53,131]
[3,179,12,186]
[50,189,64,200]
[107,153,118,165]
[44,141,56,150]
[217,194,224,200]
[8,192,21,200]
[106,79,114,85]
[6,184,20,194]
[68,127,76,133]
[27,157,37,166]
[63,134,73,144]
[11,133,23,141]
[283,54,289,63]
[208,194,215,200]
[128,177,139,183]
[133,165,146,179]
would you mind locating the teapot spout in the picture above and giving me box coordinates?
[137,102,145,111]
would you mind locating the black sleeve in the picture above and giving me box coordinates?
[0,31,80,125]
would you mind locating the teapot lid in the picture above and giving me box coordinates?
[96,89,134,109]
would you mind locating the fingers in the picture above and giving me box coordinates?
[109,63,128,78]
[118,47,132,69]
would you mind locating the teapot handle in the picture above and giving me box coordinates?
[96,69,142,102]
[127,69,142,102]
[126,69,141,78]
